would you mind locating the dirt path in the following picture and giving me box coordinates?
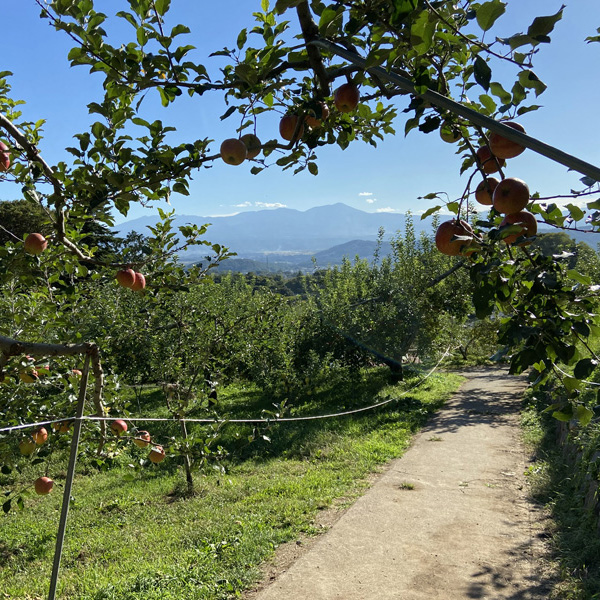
[246,367,553,600]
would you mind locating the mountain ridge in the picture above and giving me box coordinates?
[114,203,428,258]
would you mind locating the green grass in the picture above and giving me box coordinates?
[1,368,463,600]
[521,393,600,600]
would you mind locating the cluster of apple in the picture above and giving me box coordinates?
[18,426,55,495]
[436,121,537,256]
[115,268,146,291]
[108,419,165,464]
[220,133,262,166]
[24,419,165,498]
[220,82,361,166]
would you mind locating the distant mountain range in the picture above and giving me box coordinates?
[113,202,598,272]
[114,203,430,267]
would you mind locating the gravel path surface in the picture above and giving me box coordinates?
[247,367,552,600]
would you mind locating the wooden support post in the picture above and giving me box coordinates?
[47,354,91,600]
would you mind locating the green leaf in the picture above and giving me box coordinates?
[410,10,436,54]
[476,0,506,31]
[518,70,547,97]
[567,269,592,285]
[587,199,600,210]
[575,404,594,426]
[574,358,598,380]
[446,201,459,214]
[172,182,189,196]
[489,82,511,104]
[473,56,492,91]
[391,0,418,25]
[565,203,584,221]
[516,104,542,116]
[479,94,497,113]
[136,27,147,46]
[503,34,536,50]
[527,5,564,40]
[154,0,171,16]
[420,205,441,220]
[261,0,270,11]
[308,162,318,176]
[220,106,237,121]
[319,7,338,30]
[552,408,573,422]
[237,29,247,50]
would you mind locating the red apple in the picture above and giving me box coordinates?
[148,445,166,463]
[492,177,530,214]
[0,141,10,172]
[133,430,152,448]
[24,233,48,255]
[475,177,500,206]
[33,427,48,445]
[489,121,526,159]
[34,476,54,495]
[220,138,247,165]
[334,83,360,113]
[476,146,505,174]
[500,211,537,245]
[110,419,128,436]
[116,269,136,288]
[240,133,262,159]
[279,115,304,142]
[19,437,36,456]
[435,220,473,256]
[305,103,330,128]
[131,272,146,291]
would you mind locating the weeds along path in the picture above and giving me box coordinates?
[247,367,551,600]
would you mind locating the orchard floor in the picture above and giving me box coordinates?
[245,367,555,600]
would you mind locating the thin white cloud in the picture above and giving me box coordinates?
[233,201,252,208]
[366,198,377,204]
[207,212,240,218]
[255,202,287,209]
[359,192,373,197]
[376,207,397,213]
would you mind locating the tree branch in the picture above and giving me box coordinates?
[0,113,63,197]
[296,1,331,97]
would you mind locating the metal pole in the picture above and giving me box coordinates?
[48,353,91,600]
[310,39,600,183]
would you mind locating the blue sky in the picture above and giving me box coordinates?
[1,1,599,223]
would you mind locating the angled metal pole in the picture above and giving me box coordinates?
[311,39,600,183]
[48,353,90,600]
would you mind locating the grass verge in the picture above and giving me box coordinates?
[1,368,463,600]
[521,392,600,600]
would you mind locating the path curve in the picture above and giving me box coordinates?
[247,367,552,600]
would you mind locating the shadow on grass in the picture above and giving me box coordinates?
[118,366,444,470]
[524,393,600,599]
